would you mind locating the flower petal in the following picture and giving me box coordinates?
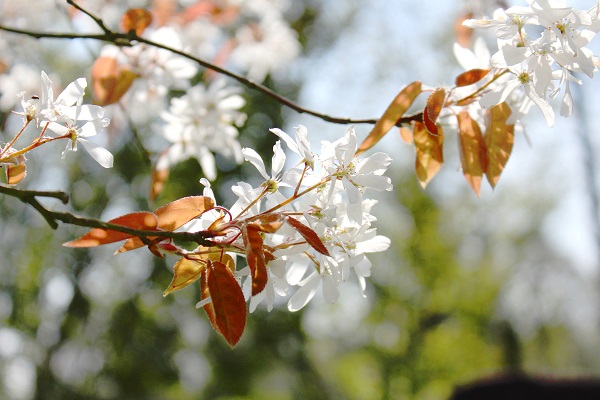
[78,138,114,168]
[242,147,269,180]
[287,272,320,312]
[55,78,87,107]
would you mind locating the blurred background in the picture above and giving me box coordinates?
[1,0,600,399]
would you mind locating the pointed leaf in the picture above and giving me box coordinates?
[457,111,486,196]
[6,162,26,185]
[154,196,215,231]
[116,196,215,253]
[355,81,422,156]
[485,102,515,188]
[423,87,446,135]
[121,8,153,35]
[163,257,205,296]
[242,224,268,296]
[286,216,330,256]
[455,68,491,87]
[91,56,138,106]
[63,212,158,247]
[206,260,247,347]
[414,121,444,188]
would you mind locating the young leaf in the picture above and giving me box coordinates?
[423,87,446,135]
[457,111,486,196]
[163,257,205,296]
[286,216,330,256]
[455,68,491,87]
[63,212,158,247]
[91,56,138,106]
[485,102,515,188]
[6,162,26,185]
[154,196,215,231]
[121,8,153,35]
[355,81,422,156]
[414,121,444,188]
[206,260,247,347]
[116,196,215,253]
[242,224,268,296]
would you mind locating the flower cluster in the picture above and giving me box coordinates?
[460,0,600,127]
[0,71,112,181]
[156,79,247,181]
[84,0,300,183]
[187,125,393,312]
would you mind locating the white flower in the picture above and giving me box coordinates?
[157,79,246,180]
[248,260,288,312]
[462,6,533,40]
[287,267,340,312]
[242,141,286,191]
[322,126,393,209]
[270,125,315,169]
[27,71,114,168]
[453,37,491,70]
[480,58,555,126]
[229,16,301,82]
[46,113,113,168]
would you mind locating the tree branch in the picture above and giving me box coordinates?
[0,185,214,246]
[0,13,422,127]
[0,185,69,229]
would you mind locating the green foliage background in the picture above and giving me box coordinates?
[1,1,600,399]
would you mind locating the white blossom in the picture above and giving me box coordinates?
[156,79,246,180]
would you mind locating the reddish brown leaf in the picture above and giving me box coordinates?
[6,162,26,185]
[242,224,268,296]
[355,81,422,156]
[217,253,236,274]
[91,57,138,106]
[154,196,215,231]
[457,111,486,196]
[423,88,446,136]
[485,102,515,188]
[63,212,158,247]
[455,68,492,87]
[163,257,205,296]
[414,121,444,188]
[116,196,215,253]
[206,260,247,347]
[121,8,153,35]
[286,216,330,256]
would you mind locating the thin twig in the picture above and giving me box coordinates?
[0,185,69,228]
[66,0,112,34]
[0,22,422,126]
[0,185,215,245]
